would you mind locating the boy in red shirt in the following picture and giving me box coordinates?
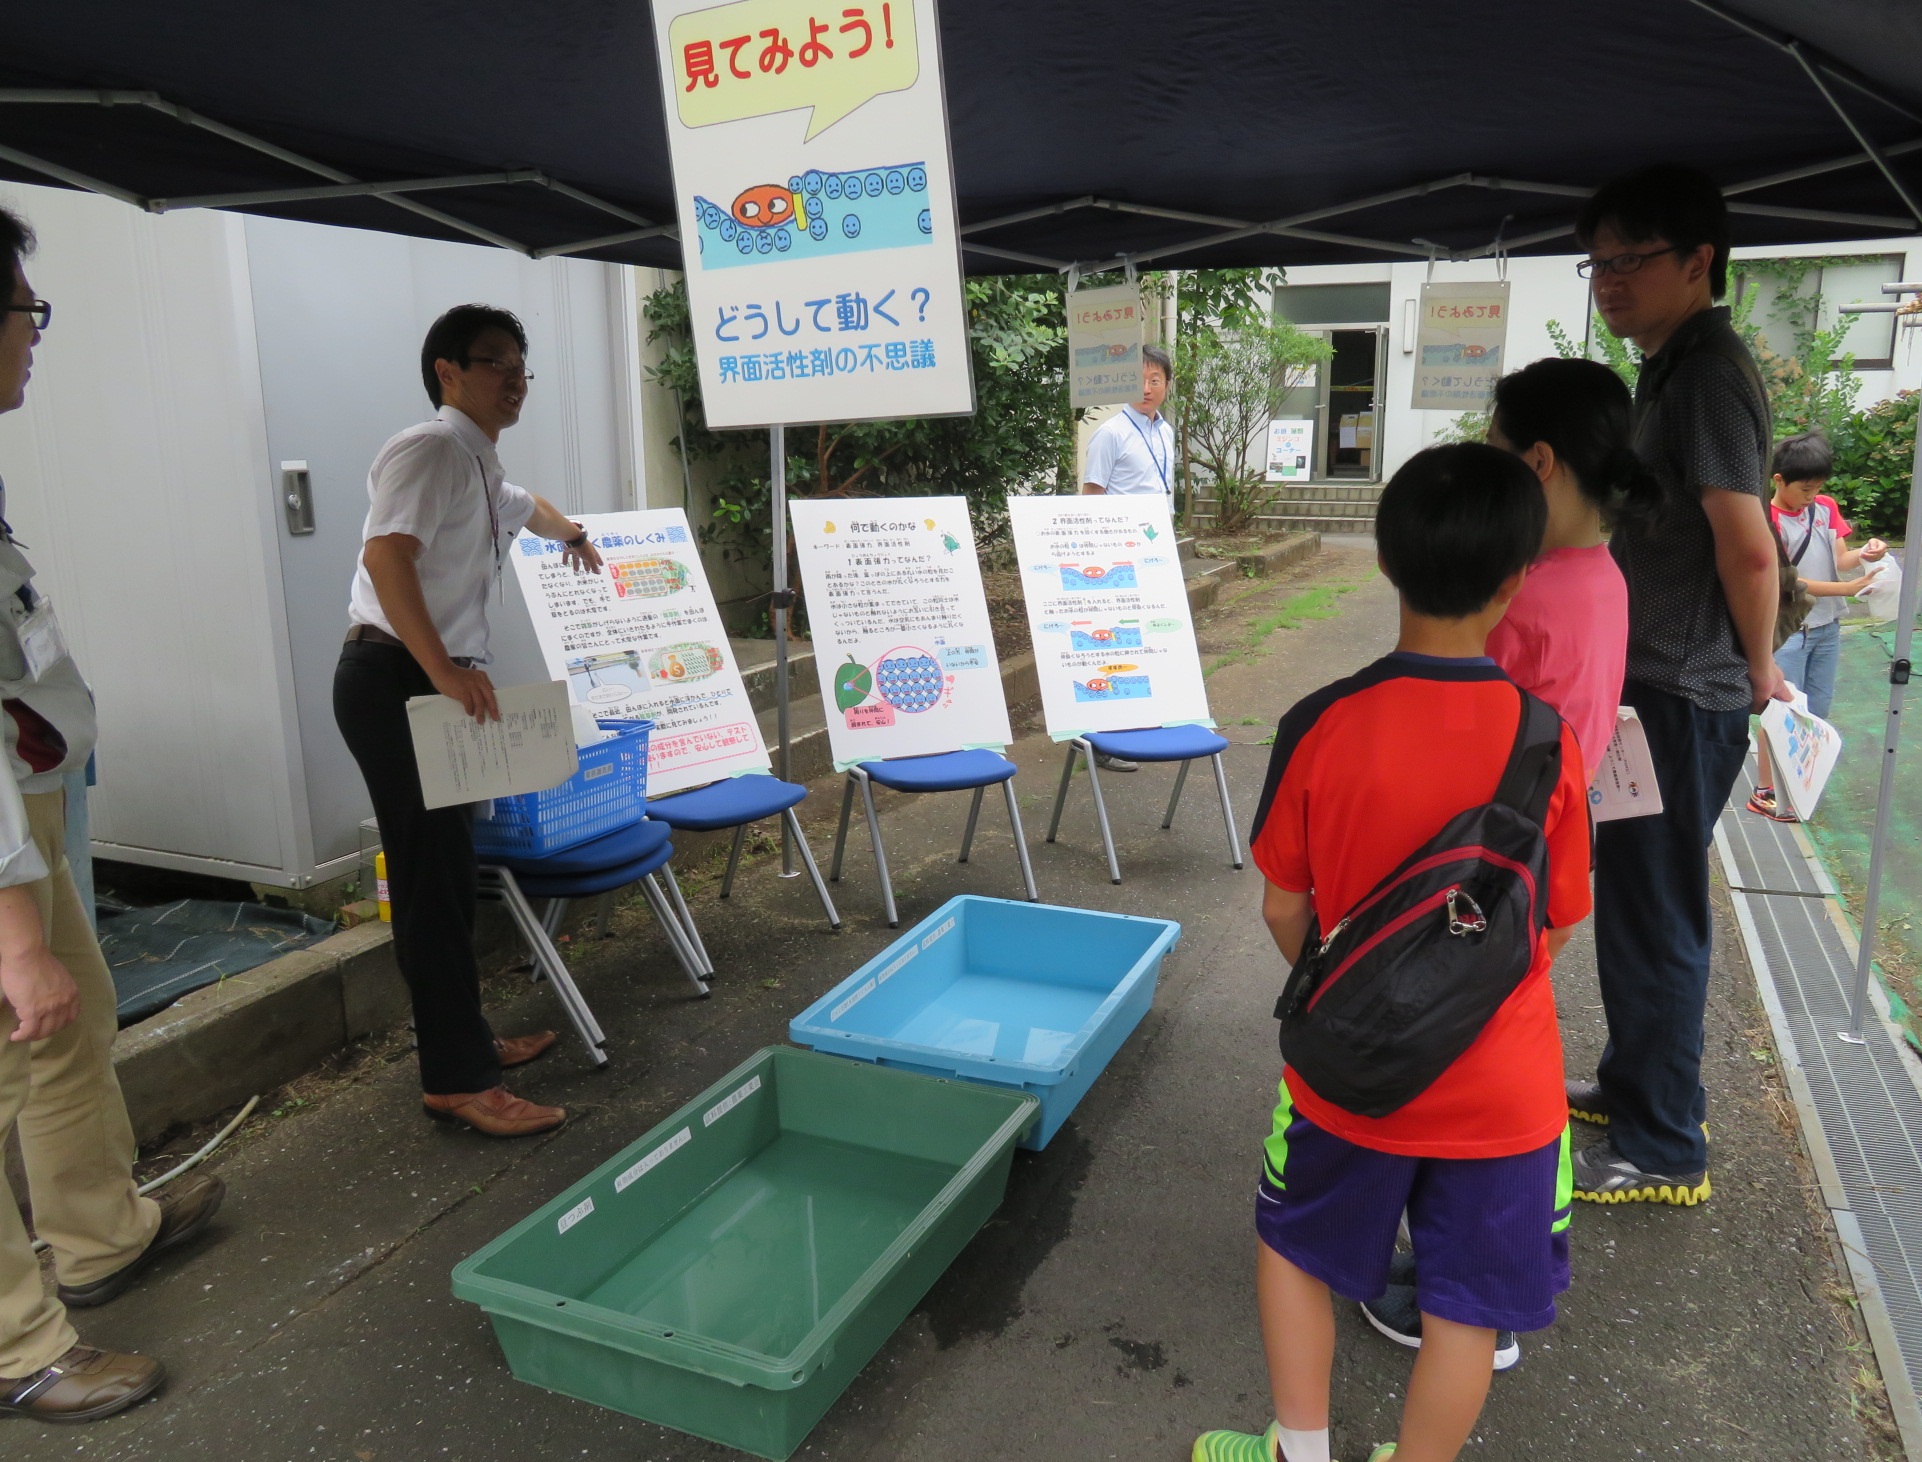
[1194,445,1593,1462]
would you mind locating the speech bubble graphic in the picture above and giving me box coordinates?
[672,0,919,142]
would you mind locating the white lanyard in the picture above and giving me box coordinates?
[1121,410,1171,492]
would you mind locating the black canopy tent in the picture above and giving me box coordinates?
[2,0,1922,1030]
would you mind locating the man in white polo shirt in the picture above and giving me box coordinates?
[333,305,602,1139]
[1079,344,1176,769]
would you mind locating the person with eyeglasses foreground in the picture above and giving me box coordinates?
[0,205,227,1423]
[333,305,604,1139]
[1566,166,1789,1207]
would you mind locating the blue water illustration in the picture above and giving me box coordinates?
[1073,674,1153,702]
[1059,563,1138,592]
[695,163,933,271]
[1069,626,1143,651]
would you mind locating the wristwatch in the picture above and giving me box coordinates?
[563,524,588,548]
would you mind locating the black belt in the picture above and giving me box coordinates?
[344,624,475,668]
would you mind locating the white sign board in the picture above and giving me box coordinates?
[1265,418,1315,482]
[1589,707,1664,823]
[1761,692,1844,822]
[1007,495,1213,740]
[1067,283,1146,409]
[407,681,577,811]
[1411,281,1510,412]
[789,495,1011,769]
[650,0,973,428]
[511,509,771,796]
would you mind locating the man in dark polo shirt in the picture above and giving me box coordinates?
[1566,166,1788,1206]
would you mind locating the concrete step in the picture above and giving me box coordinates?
[1178,534,1198,564]
[1193,486,1381,506]
[730,637,820,713]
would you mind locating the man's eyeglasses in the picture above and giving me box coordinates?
[1576,248,1683,279]
[3,300,50,331]
[464,355,533,383]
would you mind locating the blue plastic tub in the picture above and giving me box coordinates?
[788,896,1181,1149]
[472,719,653,859]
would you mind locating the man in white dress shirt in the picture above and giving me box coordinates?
[1078,344,1177,769]
[333,305,602,1139]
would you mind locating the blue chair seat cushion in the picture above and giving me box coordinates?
[513,839,675,899]
[859,749,1016,793]
[646,774,806,831]
[1083,726,1230,761]
[483,817,670,877]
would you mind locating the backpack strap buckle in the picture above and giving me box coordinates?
[1446,887,1487,937]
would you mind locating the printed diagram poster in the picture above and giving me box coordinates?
[1068,283,1145,408]
[651,0,973,428]
[788,496,1011,769]
[511,509,770,796]
[1760,693,1844,822]
[1265,418,1314,482]
[1007,496,1213,740]
[1410,281,1510,412]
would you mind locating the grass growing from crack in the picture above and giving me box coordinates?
[1206,582,1359,678]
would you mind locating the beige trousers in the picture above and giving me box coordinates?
[0,791,159,1377]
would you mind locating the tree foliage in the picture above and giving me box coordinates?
[1177,319,1331,532]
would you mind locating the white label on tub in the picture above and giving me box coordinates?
[615,1127,691,1193]
[830,979,877,1022]
[703,1074,762,1127]
[877,945,917,984]
[920,916,957,951]
[557,1196,595,1235]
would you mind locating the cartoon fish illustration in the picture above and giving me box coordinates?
[731,184,799,229]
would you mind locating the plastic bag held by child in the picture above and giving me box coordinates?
[1858,557,1905,624]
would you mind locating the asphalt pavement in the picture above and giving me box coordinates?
[21,543,1895,1461]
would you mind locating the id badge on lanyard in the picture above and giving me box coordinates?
[17,595,67,681]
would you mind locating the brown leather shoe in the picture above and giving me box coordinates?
[56,1170,226,1309]
[0,1345,164,1422]
[422,1086,566,1137]
[494,1030,557,1068]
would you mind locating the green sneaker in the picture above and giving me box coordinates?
[1367,1447,1397,1462]
[1192,1420,1279,1462]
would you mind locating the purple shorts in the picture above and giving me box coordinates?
[1255,1088,1571,1333]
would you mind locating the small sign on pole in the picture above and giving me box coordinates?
[1410,281,1510,412]
[1265,418,1315,482]
[650,0,974,428]
[1067,283,1146,409]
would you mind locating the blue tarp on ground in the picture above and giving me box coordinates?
[100,898,335,1027]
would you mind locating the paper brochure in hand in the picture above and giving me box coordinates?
[407,680,576,810]
[1760,691,1842,822]
[1589,707,1663,823]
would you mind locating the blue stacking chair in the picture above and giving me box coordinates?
[1046,726,1244,885]
[477,819,712,1069]
[830,749,1038,927]
[645,774,840,930]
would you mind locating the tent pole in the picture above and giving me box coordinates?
[1840,411,1922,1041]
[770,424,797,876]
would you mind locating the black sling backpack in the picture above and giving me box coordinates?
[1273,688,1565,1119]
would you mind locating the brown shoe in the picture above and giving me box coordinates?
[56,1171,226,1309]
[422,1086,566,1137]
[0,1345,164,1422]
[494,1031,558,1068]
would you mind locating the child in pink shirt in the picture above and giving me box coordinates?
[1484,358,1656,779]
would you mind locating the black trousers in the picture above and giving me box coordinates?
[333,641,502,1096]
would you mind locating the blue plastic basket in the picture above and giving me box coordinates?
[472,719,653,859]
[788,896,1181,1150]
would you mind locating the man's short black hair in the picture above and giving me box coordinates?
[0,204,35,282]
[1141,343,1173,382]
[1576,164,1732,300]
[420,304,528,407]
[1376,444,1546,619]
[1772,430,1834,483]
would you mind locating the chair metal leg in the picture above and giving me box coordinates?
[1001,778,1040,902]
[482,869,608,1064]
[1162,758,1193,830]
[1083,752,1124,885]
[661,864,714,976]
[592,891,615,938]
[720,823,747,899]
[959,784,985,863]
[856,769,899,927]
[784,807,842,930]
[1046,742,1079,843]
[541,899,565,938]
[1212,752,1245,869]
[830,776,856,882]
[640,873,711,997]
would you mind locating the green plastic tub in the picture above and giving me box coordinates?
[451,1046,1038,1460]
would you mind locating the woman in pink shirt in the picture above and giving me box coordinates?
[1484,358,1657,779]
